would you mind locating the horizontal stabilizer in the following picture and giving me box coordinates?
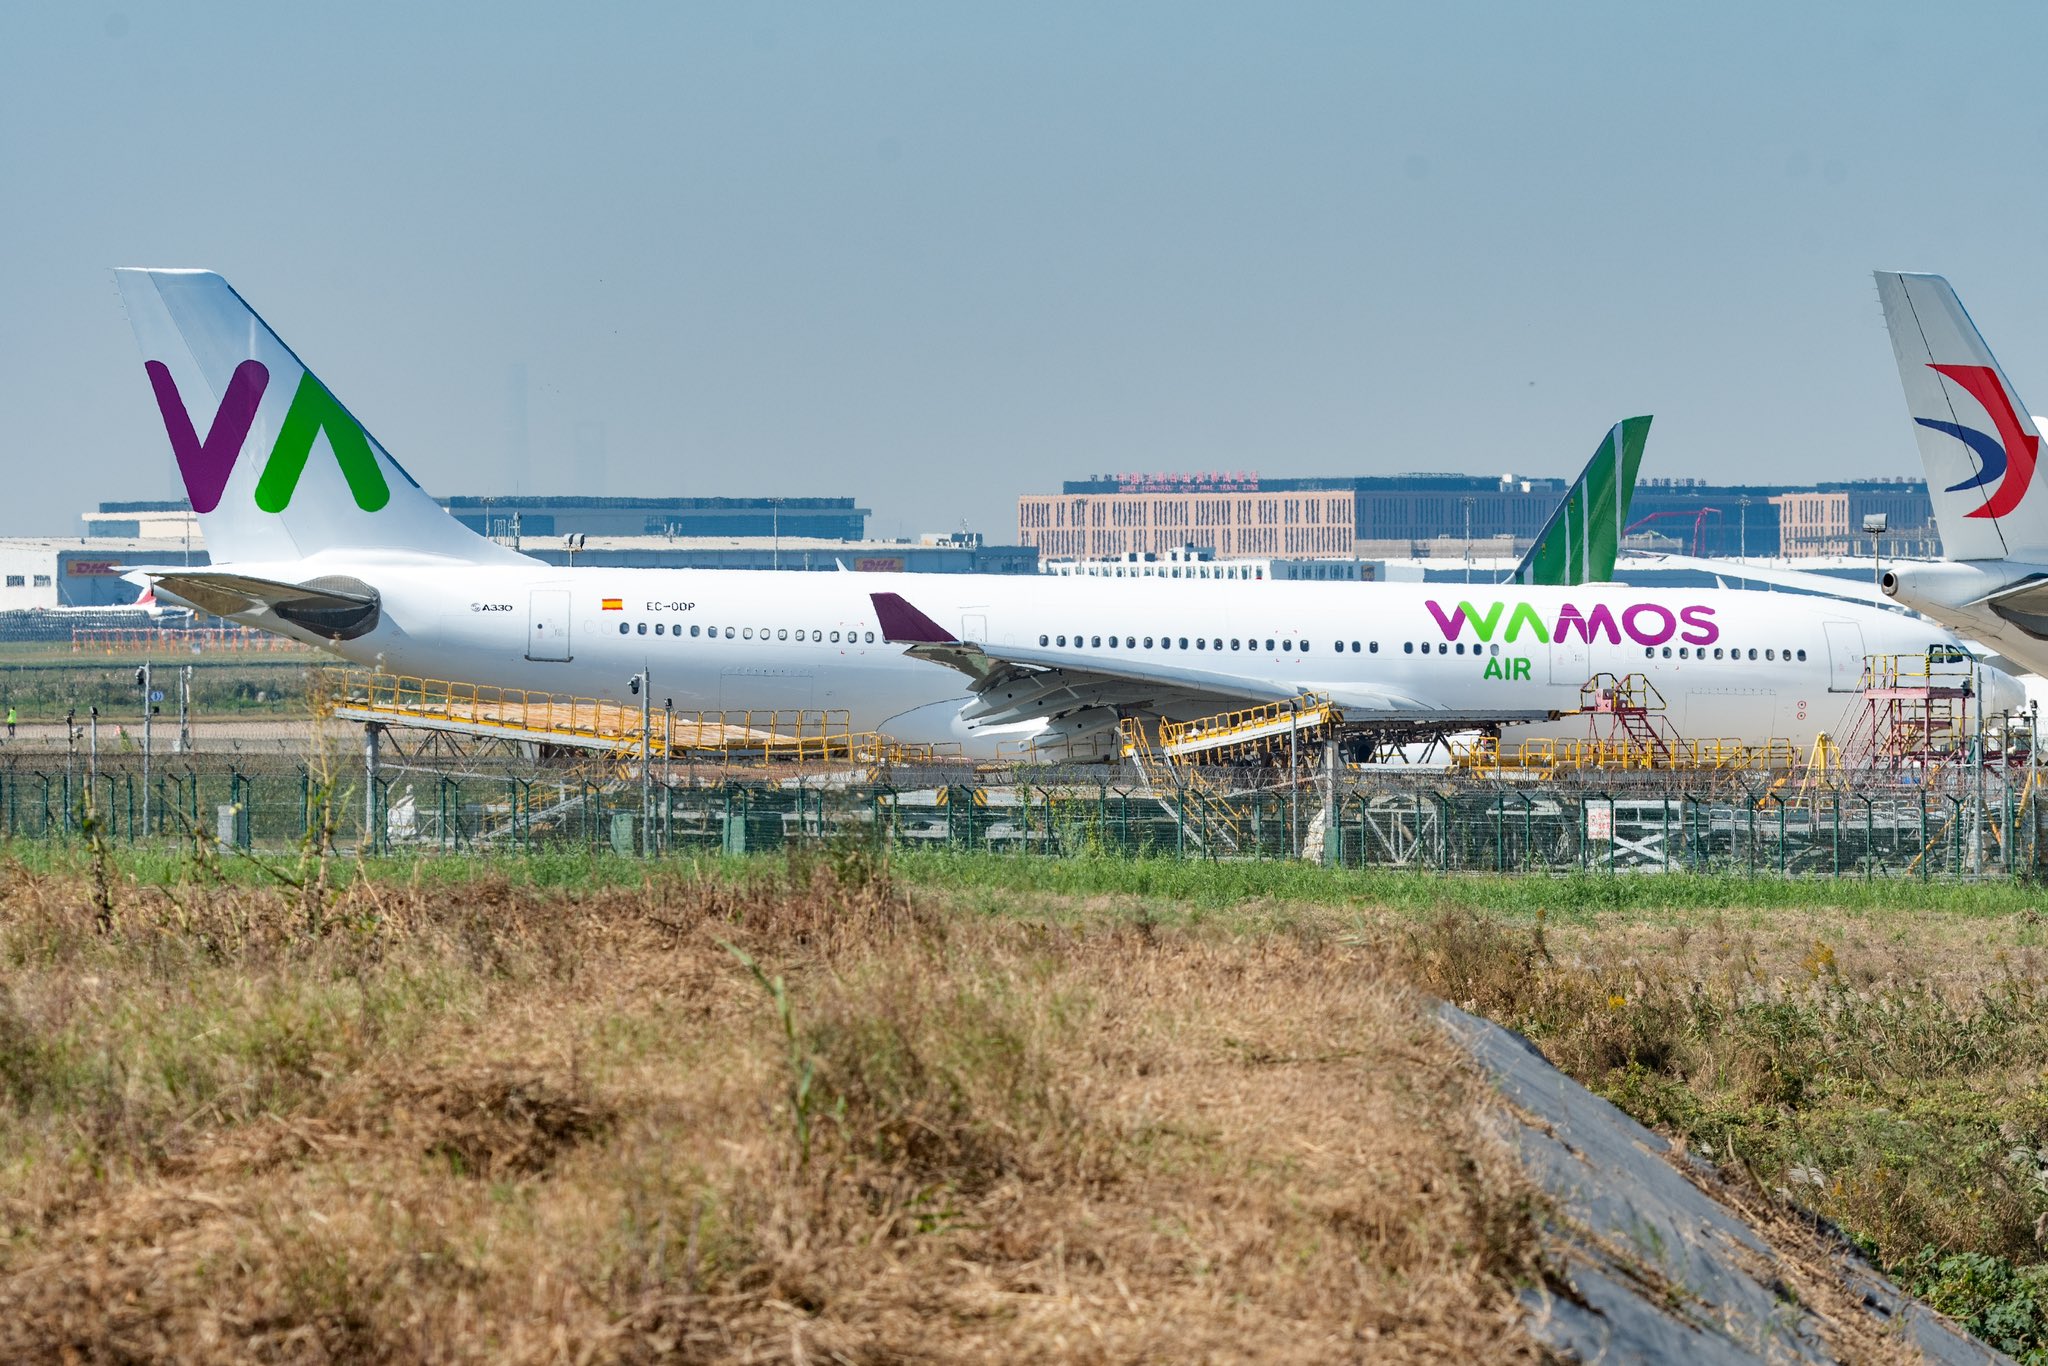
[146,570,381,641]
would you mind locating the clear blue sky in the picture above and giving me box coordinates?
[7,1,2048,542]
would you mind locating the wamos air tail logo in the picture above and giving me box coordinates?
[144,360,390,515]
[1916,363,2039,520]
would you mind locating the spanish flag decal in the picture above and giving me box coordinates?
[601,597,623,611]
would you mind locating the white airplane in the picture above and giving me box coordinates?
[110,268,2018,758]
[1875,272,2048,688]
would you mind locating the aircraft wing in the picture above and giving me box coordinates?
[1622,554,1900,606]
[871,592,1555,733]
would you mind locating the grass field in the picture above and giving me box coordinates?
[0,651,313,720]
[3,844,2046,1359]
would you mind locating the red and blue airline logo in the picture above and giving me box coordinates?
[1916,363,2039,519]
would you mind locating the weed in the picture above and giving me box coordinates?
[721,939,828,1168]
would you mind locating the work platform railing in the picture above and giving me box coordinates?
[317,670,960,769]
[1456,735,1803,776]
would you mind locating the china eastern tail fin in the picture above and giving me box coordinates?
[1508,416,1650,586]
[112,269,523,567]
[1875,271,2048,564]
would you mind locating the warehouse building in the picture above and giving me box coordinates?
[1019,472,1937,560]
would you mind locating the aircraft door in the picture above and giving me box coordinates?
[961,614,988,643]
[1821,621,1866,692]
[1548,640,1588,687]
[527,589,572,662]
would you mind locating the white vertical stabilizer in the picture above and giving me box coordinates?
[113,269,523,568]
[1875,271,2048,563]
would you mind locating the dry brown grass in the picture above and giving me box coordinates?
[0,856,1548,1363]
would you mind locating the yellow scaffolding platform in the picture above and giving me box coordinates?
[317,670,957,768]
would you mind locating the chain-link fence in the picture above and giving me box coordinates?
[4,752,2040,880]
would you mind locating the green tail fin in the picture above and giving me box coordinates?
[1512,416,1651,586]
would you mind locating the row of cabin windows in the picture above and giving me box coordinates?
[619,622,877,644]
[1407,642,1504,656]
[1645,645,1808,662]
[1040,633,1359,653]
[1396,640,1813,663]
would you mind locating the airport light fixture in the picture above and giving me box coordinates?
[1863,513,1889,588]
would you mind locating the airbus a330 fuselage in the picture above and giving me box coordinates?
[230,554,1986,754]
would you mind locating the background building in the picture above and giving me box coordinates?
[73,503,1037,581]
[88,495,872,543]
[1020,472,1938,560]
[440,495,869,540]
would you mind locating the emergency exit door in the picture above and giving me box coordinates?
[1821,620,1866,692]
[527,589,572,662]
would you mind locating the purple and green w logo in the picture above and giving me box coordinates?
[145,360,390,514]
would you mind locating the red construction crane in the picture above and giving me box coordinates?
[1625,507,1723,557]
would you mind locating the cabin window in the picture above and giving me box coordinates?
[1333,641,1344,653]
[1196,638,1206,649]
[1490,644,1500,656]
[1404,642,1414,654]
[1266,639,1277,651]
[830,630,841,642]
[724,627,735,638]
[1765,649,1774,660]
[1056,635,1067,646]
[637,622,647,635]
[1455,643,1465,655]
[741,628,753,639]
[1796,649,1807,661]
[1093,635,1102,647]
[1437,643,1447,654]
[1144,636,1154,648]
[1231,639,1241,650]
[1645,647,1654,659]
[618,622,629,635]
[654,623,664,636]
[776,629,787,640]
[1748,649,1757,661]
[1039,635,1048,646]
[1179,637,1189,649]
[1661,647,1671,658]
[1679,647,1688,658]
[690,625,700,637]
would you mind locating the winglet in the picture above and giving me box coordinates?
[870,592,958,644]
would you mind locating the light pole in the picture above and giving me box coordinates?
[1461,496,1475,584]
[136,662,151,838]
[629,671,651,854]
[178,665,192,755]
[1862,513,1889,590]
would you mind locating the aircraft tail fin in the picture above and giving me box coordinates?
[112,269,523,567]
[1875,271,2048,563]
[1509,416,1650,585]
